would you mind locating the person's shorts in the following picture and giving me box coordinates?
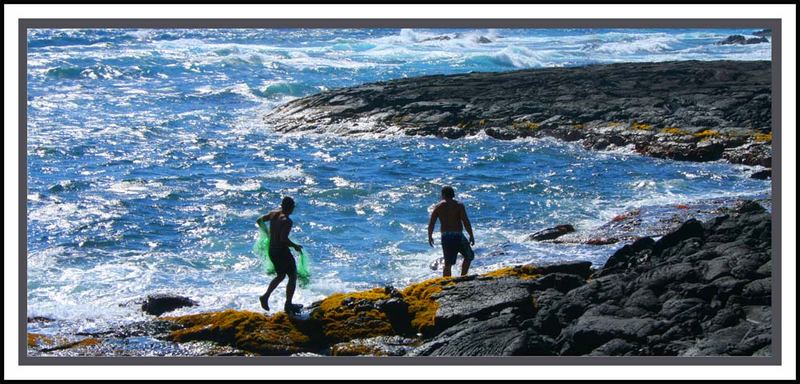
[269,246,297,276]
[441,232,475,265]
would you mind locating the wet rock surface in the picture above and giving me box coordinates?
[551,196,771,245]
[717,35,769,45]
[265,60,772,166]
[141,294,198,316]
[528,224,575,241]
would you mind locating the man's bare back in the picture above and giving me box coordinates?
[427,186,475,277]
[432,200,467,233]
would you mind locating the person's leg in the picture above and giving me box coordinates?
[260,273,286,311]
[441,235,457,278]
[459,235,475,277]
[261,248,289,312]
[284,253,301,313]
[460,258,471,276]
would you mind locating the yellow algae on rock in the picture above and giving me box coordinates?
[310,288,394,343]
[661,127,689,136]
[753,132,772,143]
[694,129,721,140]
[480,265,542,280]
[631,121,653,130]
[166,309,311,355]
[400,277,451,334]
[27,333,54,348]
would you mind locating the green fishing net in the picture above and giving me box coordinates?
[253,222,311,287]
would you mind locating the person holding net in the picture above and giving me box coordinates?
[255,196,306,315]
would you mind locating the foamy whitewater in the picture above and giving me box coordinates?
[27,29,770,338]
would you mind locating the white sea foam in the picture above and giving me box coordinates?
[214,179,261,192]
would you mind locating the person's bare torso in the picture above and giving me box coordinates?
[435,200,465,233]
[268,210,292,248]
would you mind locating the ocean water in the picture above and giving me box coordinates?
[26,29,771,337]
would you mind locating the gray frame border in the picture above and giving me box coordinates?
[18,18,782,366]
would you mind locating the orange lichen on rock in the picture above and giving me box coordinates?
[661,127,689,136]
[27,333,54,348]
[631,121,652,130]
[480,265,542,280]
[694,129,721,140]
[166,309,311,355]
[400,277,450,334]
[310,288,394,343]
[753,132,772,143]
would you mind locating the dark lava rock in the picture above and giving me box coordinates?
[409,313,535,356]
[753,29,771,37]
[717,35,769,45]
[589,338,641,356]
[432,277,536,334]
[539,260,593,279]
[265,61,771,166]
[750,169,771,179]
[558,315,660,355]
[528,224,576,241]
[741,277,771,305]
[375,297,412,335]
[550,200,772,356]
[331,336,420,356]
[532,273,586,294]
[27,316,55,323]
[141,294,198,316]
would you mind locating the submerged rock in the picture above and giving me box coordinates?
[752,29,771,37]
[528,224,575,241]
[717,35,769,45]
[750,169,771,180]
[141,294,198,316]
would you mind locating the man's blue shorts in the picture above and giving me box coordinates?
[441,231,475,265]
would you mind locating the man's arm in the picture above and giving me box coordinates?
[461,204,475,245]
[255,212,273,231]
[282,219,302,252]
[427,204,440,247]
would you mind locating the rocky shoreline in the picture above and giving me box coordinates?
[265,60,772,167]
[28,200,773,357]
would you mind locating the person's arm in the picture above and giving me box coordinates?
[461,204,475,246]
[282,219,302,252]
[427,204,439,247]
[255,213,273,232]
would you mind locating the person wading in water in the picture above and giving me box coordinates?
[256,196,303,314]
[427,186,476,277]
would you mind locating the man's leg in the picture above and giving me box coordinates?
[284,253,301,313]
[285,271,297,308]
[460,258,471,276]
[261,273,286,311]
[443,261,453,277]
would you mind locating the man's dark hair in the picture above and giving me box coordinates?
[441,186,455,199]
[281,196,295,211]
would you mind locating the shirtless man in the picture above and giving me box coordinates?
[256,196,303,314]
[427,186,475,277]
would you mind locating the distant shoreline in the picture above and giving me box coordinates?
[265,60,772,167]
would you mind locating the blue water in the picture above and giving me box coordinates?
[27,28,771,330]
